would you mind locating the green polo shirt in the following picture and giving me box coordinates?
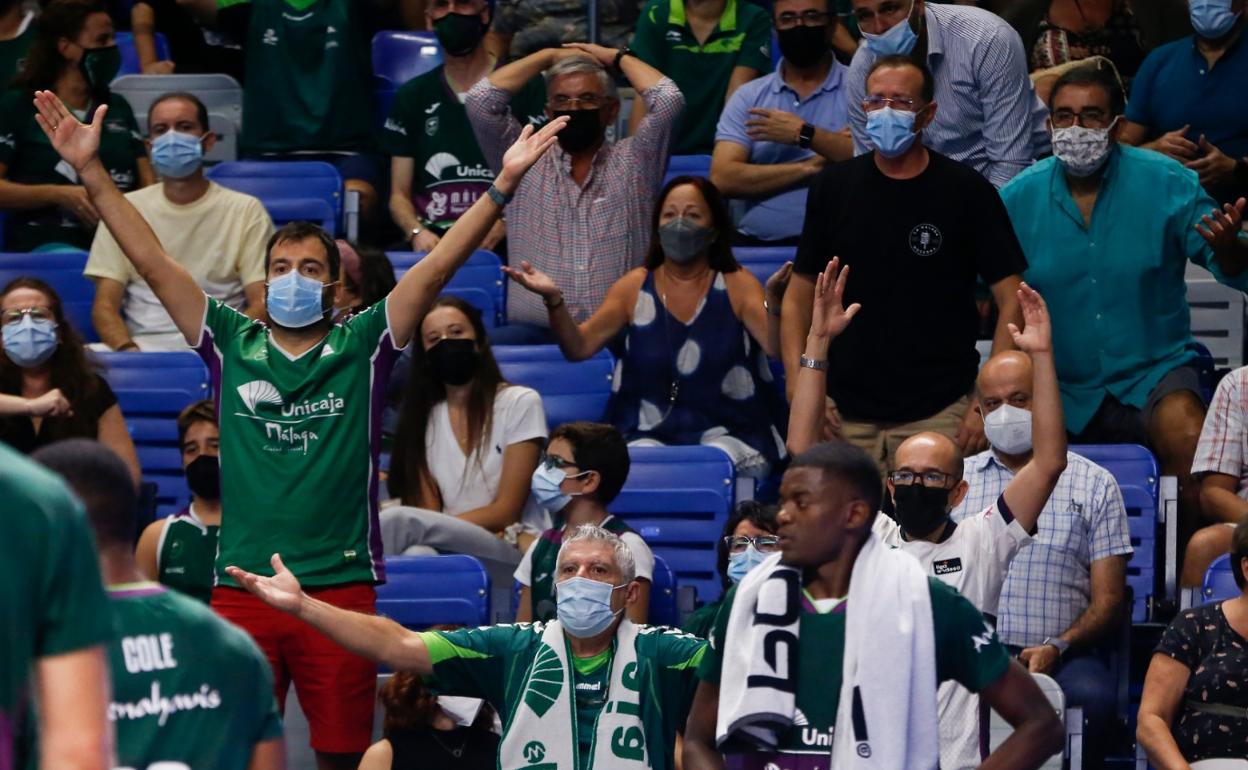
[631,0,771,154]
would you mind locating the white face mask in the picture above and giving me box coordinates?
[1051,118,1118,177]
[438,696,485,726]
[982,403,1033,456]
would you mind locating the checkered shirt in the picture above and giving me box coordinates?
[1193,365,1248,499]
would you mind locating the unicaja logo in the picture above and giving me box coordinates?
[237,381,283,414]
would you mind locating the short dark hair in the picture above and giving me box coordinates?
[147,91,210,134]
[1048,61,1126,116]
[866,54,935,103]
[789,440,882,514]
[33,438,137,549]
[176,399,216,446]
[550,422,631,505]
[1233,517,1248,591]
[264,221,340,280]
[717,500,780,588]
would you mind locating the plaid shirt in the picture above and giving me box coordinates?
[1194,365,1248,498]
[466,77,684,326]
[952,450,1133,647]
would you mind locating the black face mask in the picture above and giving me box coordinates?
[892,483,950,539]
[777,24,829,69]
[185,454,221,501]
[79,44,121,102]
[553,109,604,154]
[433,12,488,57]
[428,337,480,386]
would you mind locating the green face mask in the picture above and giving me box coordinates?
[79,44,121,97]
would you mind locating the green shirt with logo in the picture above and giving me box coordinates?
[0,14,36,93]
[107,583,282,769]
[698,578,1010,759]
[157,507,220,604]
[381,66,544,232]
[630,0,771,155]
[195,298,402,587]
[420,623,706,770]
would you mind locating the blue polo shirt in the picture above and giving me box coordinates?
[1000,146,1248,434]
[714,58,848,242]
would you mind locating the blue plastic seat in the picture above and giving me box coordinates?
[371,31,444,125]
[115,31,170,77]
[0,250,98,342]
[1202,554,1239,603]
[733,246,795,287]
[663,154,713,187]
[206,161,342,234]
[376,554,490,630]
[493,345,614,430]
[609,445,736,603]
[387,250,504,328]
[648,554,680,626]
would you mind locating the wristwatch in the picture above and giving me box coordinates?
[1042,637,1070,657]
[797,122,816,149]
[612,47,636,73]
[799,354,827,371]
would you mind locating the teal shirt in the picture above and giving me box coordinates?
[1000,146,1248,433]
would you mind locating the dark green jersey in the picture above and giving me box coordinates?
[157,507,219,604]
[381,66,544,232]
[1,442,112,768]
[219,0,374,155]
[679,597,721,639]
[0,90,144,251]
[0,14,36,93]
[630,0,771,154]
[107,583,282,769]
[420,623,705,770]
[698,578,1010,757]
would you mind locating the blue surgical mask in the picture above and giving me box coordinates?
[2,315,58,367]
[266,272,329,329]
[150,130,205,179]
[727,544,768,584]
[1190,0,1240,39]
[531,463,587,513]
[861,0,919,56]
[866,107,919,158]
[556,576,625,638]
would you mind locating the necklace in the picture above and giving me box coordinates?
[655,267,714,414]
[429,728,467,759]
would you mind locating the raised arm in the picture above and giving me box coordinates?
[385,117,567,347]
[226,554,433,673]
[1000,283,1067,534]
[787,259,859,455]
[502,261,635,361]
[33,92,206,344]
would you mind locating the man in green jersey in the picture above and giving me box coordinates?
[228,524,706,770]
[683,442,1064,770]
[35,438,284,770]
[1,440,112,770]
[31,86,567,770]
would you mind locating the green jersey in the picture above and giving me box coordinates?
[195,298,402,587]
[420,623,706,770]
[698,579,1010,760]
[679,597,721,639]
[380,66,545,232]
[0,13,35,93]
[630,0,771,155]
[219,0,374,155]
[0,90,144,251]
[107,583,282,769]
[157,506,220,604]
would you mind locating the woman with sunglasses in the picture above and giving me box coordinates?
[682,500,780,638]
[0,276,140,482]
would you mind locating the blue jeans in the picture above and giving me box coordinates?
[487,322,557,346]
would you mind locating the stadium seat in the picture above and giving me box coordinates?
[663,154,712,187]
[1202,553,1239,603]
[110,73,244,136]
[376,554,491,630]
[733,245,796,287]
[493,345,615,430]
[387,250,504,328]
[609,445,737,603]
[1186,268,1245,370]
[649,554,680,626]
[206,161,343,234]
[371,31,444,124]
[0,250,98,342]
[114,31,170,77]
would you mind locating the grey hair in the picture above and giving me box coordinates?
[545,56,619,103]
[556,524,636,583]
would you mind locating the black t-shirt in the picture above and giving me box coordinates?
[794,150,1027,422]
[0,374,118,453]
[388,725,499,770]
[134,0,246,82]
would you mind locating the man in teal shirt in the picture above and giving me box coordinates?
[1000,62,1248,539]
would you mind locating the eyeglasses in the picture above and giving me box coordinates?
[548,94,608,110]
[775,10,828,29]
[1050,109,1112,130]
[1,307,54,326]
[723,535,781,554]
[540,453,579,472]
[888,470,955,488]
[863,96,921,113]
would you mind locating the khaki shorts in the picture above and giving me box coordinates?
[839,395,972,479]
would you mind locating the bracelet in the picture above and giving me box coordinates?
[118,341,140,352]
[545,293,565,310]
[764,298,782,317]
[799,354,827,372]
[485,184,512,207]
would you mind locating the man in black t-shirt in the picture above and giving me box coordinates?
[780,55,1027,477]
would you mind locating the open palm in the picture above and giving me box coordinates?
[1008,282,1052,354]
[502,260,561,299]
[500,116,569,184]
[32,90,104,172]
[810,257,861,339]
[225,554,305,615]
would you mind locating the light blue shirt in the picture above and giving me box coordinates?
[1000,145,1248,434]
[846,2,1049,189]
[714,59,848,241]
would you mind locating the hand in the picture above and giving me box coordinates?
[1196,197,1247,253]
[1018,644,1060,675]
[494,116,569,196]
[1151,124,1199,162]
[765,260,793,308]
[808,257,861,341]
[955,407,988,454]
[560,42,618,67]
[821,397,843,441]
[225,554,305,615]
[56,186,100,227]
[1007,282,1052,355]
[745,108,806,145]
[141,60,176,75]
[26,388,72,417]
[502,260,561,300]
[481,218,507,251]
[32,90,107,173]
[1186,135,1239,187]
[411,227,441,253]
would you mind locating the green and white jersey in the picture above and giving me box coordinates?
[157,506,220,604]
[697,578,1010,765]
[107,583,282,769]
[0,12,36,93]
[1,442,113,769]
[195,298,403,587]
[420,623,706,770]
[380,66,545,232]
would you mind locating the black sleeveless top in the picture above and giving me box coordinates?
[388,725,499,770]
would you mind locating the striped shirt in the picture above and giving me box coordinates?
[466,77,684,326]
[1194,365,1248,498]
[952,450,1133,647]
[846,3,1049,189]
